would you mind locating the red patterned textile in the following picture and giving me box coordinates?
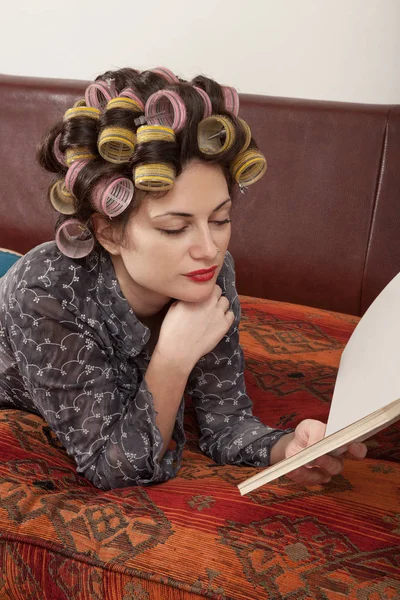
[1,297,399,599]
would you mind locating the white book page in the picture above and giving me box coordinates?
[325,272,400,437]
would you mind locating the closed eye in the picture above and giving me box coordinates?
[158,219,232,236]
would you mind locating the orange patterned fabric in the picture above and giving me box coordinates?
[1,296,399,599]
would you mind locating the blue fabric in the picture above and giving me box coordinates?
[0,249,22,278]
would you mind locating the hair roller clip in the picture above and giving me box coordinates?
[134,163,175,191]
[222,86,240,116]
[65,159,90,193]
[73,98,87,107]
[63,106,101,121]
[98,126,136,164]
[119,88,145,111]
[192,86,213,119]
[197,115,236,156]
[55,219,95,258]
[53,133,67,167]
[144,90,187,133]
[50,180,76,215]
[230,149,267,188]
[85,80,117,110]
[149,67,180,84]
[92,177,134,218]
[65,147,97,167]
[136,125,176,145]
[238,118,252,153]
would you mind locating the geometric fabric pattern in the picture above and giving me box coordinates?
[1,295,399,598]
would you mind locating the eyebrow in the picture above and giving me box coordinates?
[151,198,232,219]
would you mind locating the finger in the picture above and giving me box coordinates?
[344,442,368,460]
[287,466,332,486]
[214,285,223,298]
[294,419,327,449]
[310,454,344,476]
[225,310,235,322]
[219,296,230,310]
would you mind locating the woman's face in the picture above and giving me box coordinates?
[110,160,232,317]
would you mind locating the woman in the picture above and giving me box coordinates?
[0,66,367,490]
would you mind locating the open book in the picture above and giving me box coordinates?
[238,272,400,496]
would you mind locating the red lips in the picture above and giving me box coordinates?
[185,266,217,276]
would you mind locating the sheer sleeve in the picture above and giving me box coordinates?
[186,251,294,467]
[8,286,182,490]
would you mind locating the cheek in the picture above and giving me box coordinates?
[219,225,232,247]
[145,236,185,262]
[127,232,183,276]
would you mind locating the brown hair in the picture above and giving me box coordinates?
[37,67,260,241]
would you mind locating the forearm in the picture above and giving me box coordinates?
[145,346,193,457]
[270,432,296,464]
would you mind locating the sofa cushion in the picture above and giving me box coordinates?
[0,297,399,599]
[0,248,22,278]
[238,296,399,462]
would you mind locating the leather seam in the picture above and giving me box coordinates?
[360,107,392,315]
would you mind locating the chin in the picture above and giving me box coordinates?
[178,286,215,303]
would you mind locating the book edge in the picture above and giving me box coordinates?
[237,397,400,495]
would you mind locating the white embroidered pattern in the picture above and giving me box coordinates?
[0,243,291,489]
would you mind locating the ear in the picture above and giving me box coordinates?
[91,213,121,256]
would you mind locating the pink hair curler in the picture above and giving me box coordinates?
[145,90,187,133]
[53,133,67,167]
[92,177,134,218]
[192,86,213,119]
[65,159,90,193]
[150,67,179,84]
[85,79,117,110]
[222,86,240,116]
[55,219,95,258]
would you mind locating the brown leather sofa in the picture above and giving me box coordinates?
[1,74,399,315]
[1,74,399,599]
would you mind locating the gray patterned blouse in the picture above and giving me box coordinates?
[0,242,292,490]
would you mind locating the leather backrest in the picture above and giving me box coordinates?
[1,74,399,315]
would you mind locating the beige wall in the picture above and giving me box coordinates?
[1,0,399,103]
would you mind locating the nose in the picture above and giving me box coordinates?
[190,225,220,260]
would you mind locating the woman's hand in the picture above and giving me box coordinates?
[271,419,368,486]
[155,284,235,371]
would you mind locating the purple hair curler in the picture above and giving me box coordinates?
[145,90,187,133]
[55,219,95,258]
[92,177,134,218]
